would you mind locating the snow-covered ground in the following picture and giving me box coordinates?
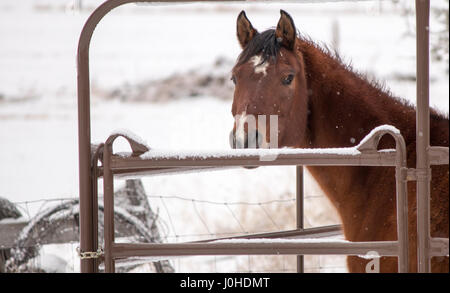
[0,0,448,273]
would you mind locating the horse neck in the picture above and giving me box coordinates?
[298,40,416,149]
[295,40,417,234]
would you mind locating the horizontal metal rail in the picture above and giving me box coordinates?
[97,146,447,178]
[194,225,343,243]
[429,237,450,257]
[428,146,449,165]
[110,150,398,170]
[111,240,400,259]
[101,166,237,178]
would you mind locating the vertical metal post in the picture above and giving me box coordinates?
[415,0,431,273]
[91,145,103,273]
[296,166,304,273]
[77,22,95,275]
[77,0,135,273]
[103,143,115,273]
[395,137,409,273]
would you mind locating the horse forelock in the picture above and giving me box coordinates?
[235,29,280,67]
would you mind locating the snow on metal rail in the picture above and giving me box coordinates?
[106,125,447,176]
[107,125,402,173]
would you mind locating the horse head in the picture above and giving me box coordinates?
[230,10,309,149]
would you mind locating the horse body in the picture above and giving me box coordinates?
[231,10,449,272]
[298,38,449,272]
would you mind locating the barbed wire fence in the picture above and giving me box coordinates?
[0,178,346,273]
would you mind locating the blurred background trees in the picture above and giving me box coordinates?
[392,0,449,73]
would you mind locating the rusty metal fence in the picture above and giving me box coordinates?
[77,0,449,273]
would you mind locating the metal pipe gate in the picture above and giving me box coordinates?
[77,0,449,273]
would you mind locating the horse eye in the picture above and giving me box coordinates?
[282,74,294,85]
[231,75,237,85]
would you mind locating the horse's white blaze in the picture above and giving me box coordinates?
[250,55,268,77]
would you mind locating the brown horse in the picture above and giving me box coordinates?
[229,10,449,272]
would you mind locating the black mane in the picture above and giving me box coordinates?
[236,29,280,66]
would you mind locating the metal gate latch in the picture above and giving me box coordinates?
[76,247,104,259]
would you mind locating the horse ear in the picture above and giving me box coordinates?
[275,10,296,50]
[237,11,258,49]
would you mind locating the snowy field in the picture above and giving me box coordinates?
[0,0,448,273]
